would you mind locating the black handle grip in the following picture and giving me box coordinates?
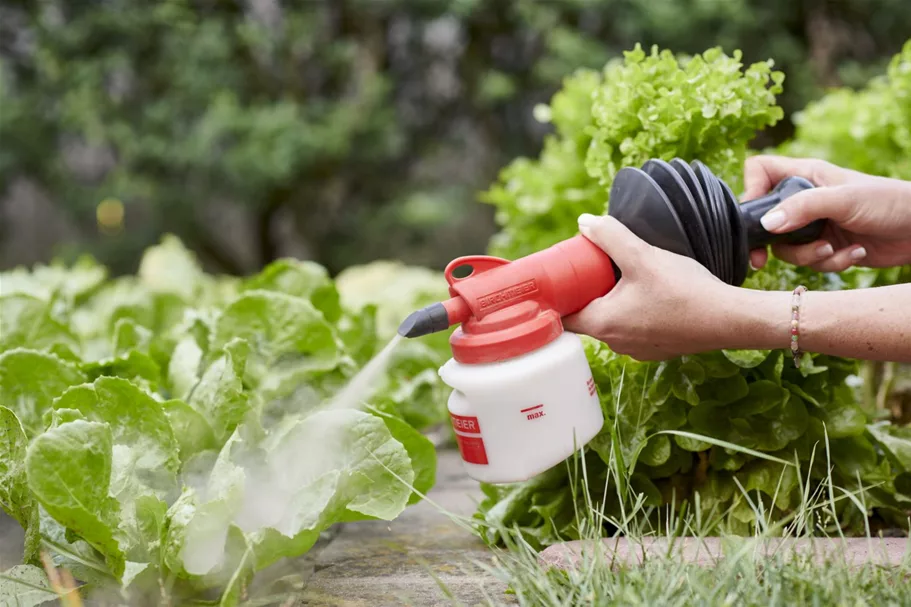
[739,176,826,250]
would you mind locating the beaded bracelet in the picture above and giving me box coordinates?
[790,285,807,368]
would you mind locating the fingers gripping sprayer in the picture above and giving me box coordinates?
[398,158,827,484]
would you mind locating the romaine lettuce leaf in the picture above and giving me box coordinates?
[25,420,126,578]
[0,349,85,437]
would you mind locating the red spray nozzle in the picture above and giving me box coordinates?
[397,235,618,363]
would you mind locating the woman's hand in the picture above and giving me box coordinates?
[563,214,745,361]
[745,155,911,272]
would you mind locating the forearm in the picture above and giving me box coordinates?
[717,283,911,363]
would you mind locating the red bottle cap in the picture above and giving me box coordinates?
[449,300,563,364]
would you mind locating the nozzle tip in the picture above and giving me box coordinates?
[398,302,450,338]
[397,310,424,338]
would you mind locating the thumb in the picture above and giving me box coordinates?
[577,214,649,269]
[759,186,856,233]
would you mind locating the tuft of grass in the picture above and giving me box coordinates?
[476,539,911,606]
[455,426,911,606]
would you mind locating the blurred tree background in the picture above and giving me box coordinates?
[1,0,910,276]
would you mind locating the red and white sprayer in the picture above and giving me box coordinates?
[398,158,826,484]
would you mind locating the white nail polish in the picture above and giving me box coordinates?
[816,243,834,258]
[578,213,599,227]
[850,247,867,261]
[760,210,786,231]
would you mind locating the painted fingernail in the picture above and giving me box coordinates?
[816,243,834,258]
[578,213,599,227]
[850,247,867,261]
[760,210,786,231]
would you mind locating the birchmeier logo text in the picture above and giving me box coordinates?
[478,279,538,309]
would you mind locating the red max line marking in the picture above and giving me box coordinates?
[520,404,544,413]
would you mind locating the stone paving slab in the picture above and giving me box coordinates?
[301,449,515,607]
[539,536,911,571]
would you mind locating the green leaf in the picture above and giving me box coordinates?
[782,377,827,408]
[0,349,85,437]
[647,361,676,405]
[0,295,79,353]
[26,421,125,578]
[244,259,342,323]
[687,403,728,437]
[750,394,809,452]
[375,342,448,431]
[212,291,340,399]
[722,349,770,368]
[756,351,785,384]
[671,360,705,406]
[162,399,218,462]
[868,424,911,472]
[39,510,120,588]
[52,377,180,499]
[167,335,204,401]
[81,350,161,389]
[186,339,250,442]
[736,460,798,510]
[163,487,236,578]
[697,351,742,378]
[728,380,790,417]
[696,373,749,406]
[217,528,255,607]
[656,430,796,468]
[830,435,880,477]
[0,564,59,607]
[260,409,415,524]
[138,234,204,301]
[796,352,829,377]
[337,304,380,367]
[112,318,152,356]
[0,257,106,302]
[816,405,867,438]
[0,407,40,563]
[335,260,449,341]
[639,434,672,467]
[710,447,747,472]
[368,407,437,505]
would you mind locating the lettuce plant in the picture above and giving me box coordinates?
[477,44,911,549]
[0,237,446,604]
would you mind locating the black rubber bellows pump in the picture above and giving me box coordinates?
[608,158,826,286]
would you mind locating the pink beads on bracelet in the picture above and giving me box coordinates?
[791,285,807,368]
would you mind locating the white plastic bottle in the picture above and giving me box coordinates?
[439,331,604,484]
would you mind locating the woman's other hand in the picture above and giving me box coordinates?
[744,155,911,272]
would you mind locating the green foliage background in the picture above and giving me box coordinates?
[2,0,911,275]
